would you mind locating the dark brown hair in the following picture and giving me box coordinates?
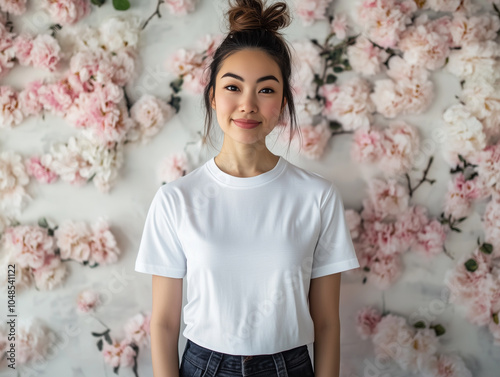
[201,0,301,155]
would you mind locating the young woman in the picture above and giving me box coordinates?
[135,1,360,376]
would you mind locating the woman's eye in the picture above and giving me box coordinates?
[224,86,275,94]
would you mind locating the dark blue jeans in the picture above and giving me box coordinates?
[179,338,315,377]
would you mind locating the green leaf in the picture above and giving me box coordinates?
[112,0,130,10]
[168,95,181,114]
[333,66,344,73]
[38,217,49,228]
[326,74,337,84]
[170,77,184,94]
[91,0,105,6]
[431,324,446,336]
[113,365,120,374]
[413,321,426,329]
[450,226,462,233]
[464,258,478,272]
[97,338,103,351]
[458,154,466,163]
[104,331,113,345]
[329,120,342,131]
[493,312,499,325]
[480,243,493,255]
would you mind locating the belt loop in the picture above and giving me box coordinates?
[203,350,223,377]
[271,352,289,377]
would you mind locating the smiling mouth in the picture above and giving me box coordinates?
[232,119,260,129]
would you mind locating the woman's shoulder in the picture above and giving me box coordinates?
[283,158,337,193]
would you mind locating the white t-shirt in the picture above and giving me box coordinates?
[135,155,360,355]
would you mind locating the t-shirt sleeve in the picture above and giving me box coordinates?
[134,186,186,278]
[311,183,360,279]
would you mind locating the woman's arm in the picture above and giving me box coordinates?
[151,275,183,377]
[309,273,342,377]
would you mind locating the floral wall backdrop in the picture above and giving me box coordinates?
[0,0,499,376]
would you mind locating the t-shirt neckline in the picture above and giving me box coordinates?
[206,155,286,187]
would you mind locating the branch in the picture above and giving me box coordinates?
[141,0,165,31]
[405,156,436,197]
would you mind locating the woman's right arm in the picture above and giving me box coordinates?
[151,275,183,377]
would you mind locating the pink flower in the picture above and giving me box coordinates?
[295,122,331,160]
[356,306,382,339]
[25,156,58,184]
[356,0,416,48]
[395,205,429,250]
[483,199,500,254]
[157,152,190,183]
[124,313,151,348]
[130,94,174,144]
[372,313,414,358]
[422,353,473,377]
[110,48,137,86]
[16,318,52,365]
[443,173,482,220]
[13,34,33,65]
[183,66,209,95]
[398,328,439,371]
[32,254,67,291]
[331,13,348,40]
[320,76,374,131]
[445,248,495,325]
[40,0,91,25]
[346,36,389,76]
[398,14,451,71]
[6,225,55,269]
[164,0,196,15]
[379,121,420,176]
[37,80,76,117]
[412,220,447,258]
[0,0,27,15]
[368,253,402,289]
[345,209,362,240]
[18,80,44,117]
[450,13,500,47]
[365,178,409,217]
[295,0,330,26]
[473,143,500,198]
[164,48,201,76]
[54,220,92,263]
[102,338,137,368]
[351,127,384,163]
[76,289,100,314]
[29,34,61,71]
[0,85,24,129]
[88,217,120,266]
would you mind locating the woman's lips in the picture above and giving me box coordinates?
[232,119,260,129]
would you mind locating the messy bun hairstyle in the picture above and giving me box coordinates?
[202,0,300,153]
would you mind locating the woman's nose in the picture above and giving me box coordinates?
[240,92,258,113]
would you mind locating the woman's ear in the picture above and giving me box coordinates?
[210,87,216,109]
[281,97,287,113]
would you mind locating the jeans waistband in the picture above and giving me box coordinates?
[183,338,310,374]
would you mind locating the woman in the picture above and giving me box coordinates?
[134,1,360,376]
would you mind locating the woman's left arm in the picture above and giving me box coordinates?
[309,272,342,377]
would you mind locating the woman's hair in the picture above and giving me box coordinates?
[201,0,301,155]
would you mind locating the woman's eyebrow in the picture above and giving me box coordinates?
[221,72,280,83]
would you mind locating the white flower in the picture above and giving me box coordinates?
[440,104,486,165]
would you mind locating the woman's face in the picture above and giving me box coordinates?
[210,48,287,147]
